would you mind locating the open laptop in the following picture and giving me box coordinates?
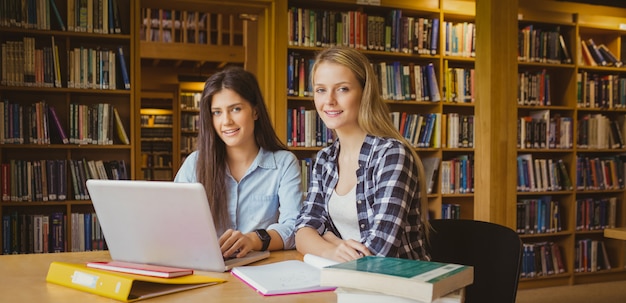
[85,179,270,272]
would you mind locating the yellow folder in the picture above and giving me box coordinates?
[46,262,225,302]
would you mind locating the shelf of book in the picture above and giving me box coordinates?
[138,0,246,67]
[515,7,626,289]
[178,82,203,166]
[0,0,135,255]
[281,0,476,222]
[139,92,176,181]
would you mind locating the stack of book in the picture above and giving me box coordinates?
[320,256,474,303]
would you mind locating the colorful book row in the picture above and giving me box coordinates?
[517,70,552,106]
[575,239,611,273]
[575,156,625,191]
[443,21,475,58]
[440,155,474,194]
[286,107,334,148]
[443,63,475,103]
[180,92,201,109]
[579,38,622,68]
[517,110,573,150]
[441,204,461,219]
[516,155,573,192]
[576,72,626,109]
[140,9,223,44]
[1,37,62,88]
[1,39,130,90]
[516,198,562,234]
[0,100,130,145]
[0,158,127,202]
[575,197,617,231]
[391,112,441,148]
[288,7,439,55]
[0,0,123,34]
[517,25,572,64]
[1,159,67,202]
[577,113,626,150]
[287,52,442,102]
[521,242,566,279]
[68,158,128,201]
[1,211,107,255]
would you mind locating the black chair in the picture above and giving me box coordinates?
[427,219,523,303]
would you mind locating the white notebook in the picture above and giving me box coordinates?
[231,254,337,296]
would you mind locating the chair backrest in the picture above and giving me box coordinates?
[427,219,522,303]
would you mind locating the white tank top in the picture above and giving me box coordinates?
[328,185,361,241]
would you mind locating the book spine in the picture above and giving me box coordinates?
[49,105,69,144]
[117,46,130,89]
[430,18,439,55]
[427,63,441,101]
[113,107,130,145]
[57,159,67,200]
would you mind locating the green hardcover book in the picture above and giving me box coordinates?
[320,256,473,303]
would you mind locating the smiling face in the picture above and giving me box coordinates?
[313,61,363,134]
[211,88,258,149]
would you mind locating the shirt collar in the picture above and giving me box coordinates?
[255,147,277,170]
[328,134,377,160]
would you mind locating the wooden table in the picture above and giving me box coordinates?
[0,250,336,302]
[605,227,626,240]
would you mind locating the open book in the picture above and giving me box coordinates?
[231,254,337,296]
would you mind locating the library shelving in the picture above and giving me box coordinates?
[135,0,253,178]
[139,91,175,181]
[515,6,626,289]
[280,0,476,221]
[0,0,136,254]
[570,13,626,286]
[178,82,203,165]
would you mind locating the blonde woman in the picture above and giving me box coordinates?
[295,47,430,262]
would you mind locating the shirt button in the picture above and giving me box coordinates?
[360,224,365,228]
[357,200,362,204]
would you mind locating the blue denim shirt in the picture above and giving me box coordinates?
[175,148,302,249]
[296,135,429,260]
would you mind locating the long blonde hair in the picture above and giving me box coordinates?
[311,46,430,239]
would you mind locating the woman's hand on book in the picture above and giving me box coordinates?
[325,237,372,262]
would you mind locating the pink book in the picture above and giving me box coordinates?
[48,105,69,144]
[86,261,193,278]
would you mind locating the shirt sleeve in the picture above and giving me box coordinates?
[295,150,331,235]
[173,151,198,183]
[266,152,303,250]
[362,143,420,257]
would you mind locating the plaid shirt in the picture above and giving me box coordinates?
[296,134,430,260]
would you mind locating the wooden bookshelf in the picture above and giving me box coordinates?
[178,82,204,165]
[0,0,136,254]
[273,0,626,290]
[139,92,176,181]
[278,0,476,222]
[513,0,626,289]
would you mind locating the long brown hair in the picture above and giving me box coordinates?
[195,66,287,230]
[311,46,430,238]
